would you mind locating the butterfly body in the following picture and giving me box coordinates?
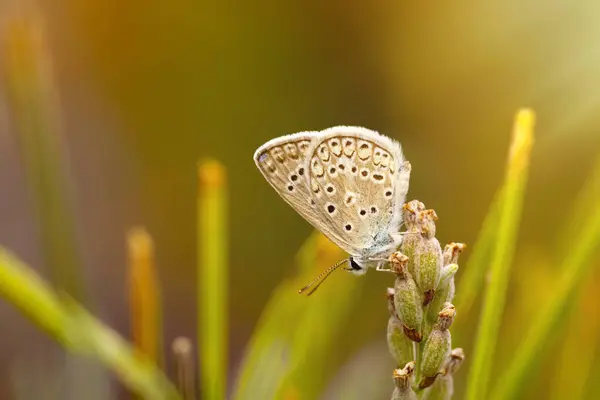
[254,126,411,275]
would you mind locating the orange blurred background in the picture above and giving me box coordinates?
[1,1,599,399]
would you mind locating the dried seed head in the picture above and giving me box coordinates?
[442,348,465,376]
[392,362,418,400]
[438,303,456,331]
[393,361,415,387]
[418,209,438,239]
[389,252,410,277]
[402,200,425,231]
[443,242,467,266]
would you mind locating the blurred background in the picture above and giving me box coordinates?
[0,1,599,399]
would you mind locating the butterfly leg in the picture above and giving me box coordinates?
[375,261,393,273]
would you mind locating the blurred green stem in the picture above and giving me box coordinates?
[491,155,600,400]
[128,228,163,369]
[454,188,501,316]
[4,10,86,303]
[198,160,229,400]
[0,247,181,399]
[466,109,535,400]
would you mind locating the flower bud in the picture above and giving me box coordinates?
[442,242,466,266]
[414,236,442,306]
[424,375,453,400]
[391,362,418,400]
[419,324,451,388]
[390,253,423,342]
[425,348,465,400]
[438,264,459,287]
[387,289,414,367]
[428,265,458,324]
[399,234,418,279]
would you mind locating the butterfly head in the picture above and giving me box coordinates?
[348,256,369,276]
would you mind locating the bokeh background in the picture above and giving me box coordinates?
[0,1,599,399]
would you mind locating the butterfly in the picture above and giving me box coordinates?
[254,126,411,294]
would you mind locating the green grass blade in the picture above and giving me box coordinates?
[232,232,361,400]
[490,154,600,400]
[0,247,181,399]
[3,8,87,303]
[231,235,319,400]
[465,109,536,400]
[454,188,502,316]
[550,273,600,400]
[198,160,229,400]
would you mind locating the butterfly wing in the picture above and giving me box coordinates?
[305,126,411,257]
[253,131,331,234]
[254,126,411,258]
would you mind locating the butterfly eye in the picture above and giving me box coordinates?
[349,257,362,270]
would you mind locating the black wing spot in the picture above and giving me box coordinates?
[298,168,304,176]
[345,224,352,231]
[359,209,367,216]
[288,185,294,191]
[327,204,336,213]
[373,174,384,181]
[371,206,377,213]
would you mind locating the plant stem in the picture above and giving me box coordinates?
[198,160,228,400]
[490,157,600,400]
[465,109,535,400]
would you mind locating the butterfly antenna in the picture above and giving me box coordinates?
[298,259,348,296]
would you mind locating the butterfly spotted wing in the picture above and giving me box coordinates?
[304,127,410,258]
[254,126,411,258]
[253,131,323,229]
